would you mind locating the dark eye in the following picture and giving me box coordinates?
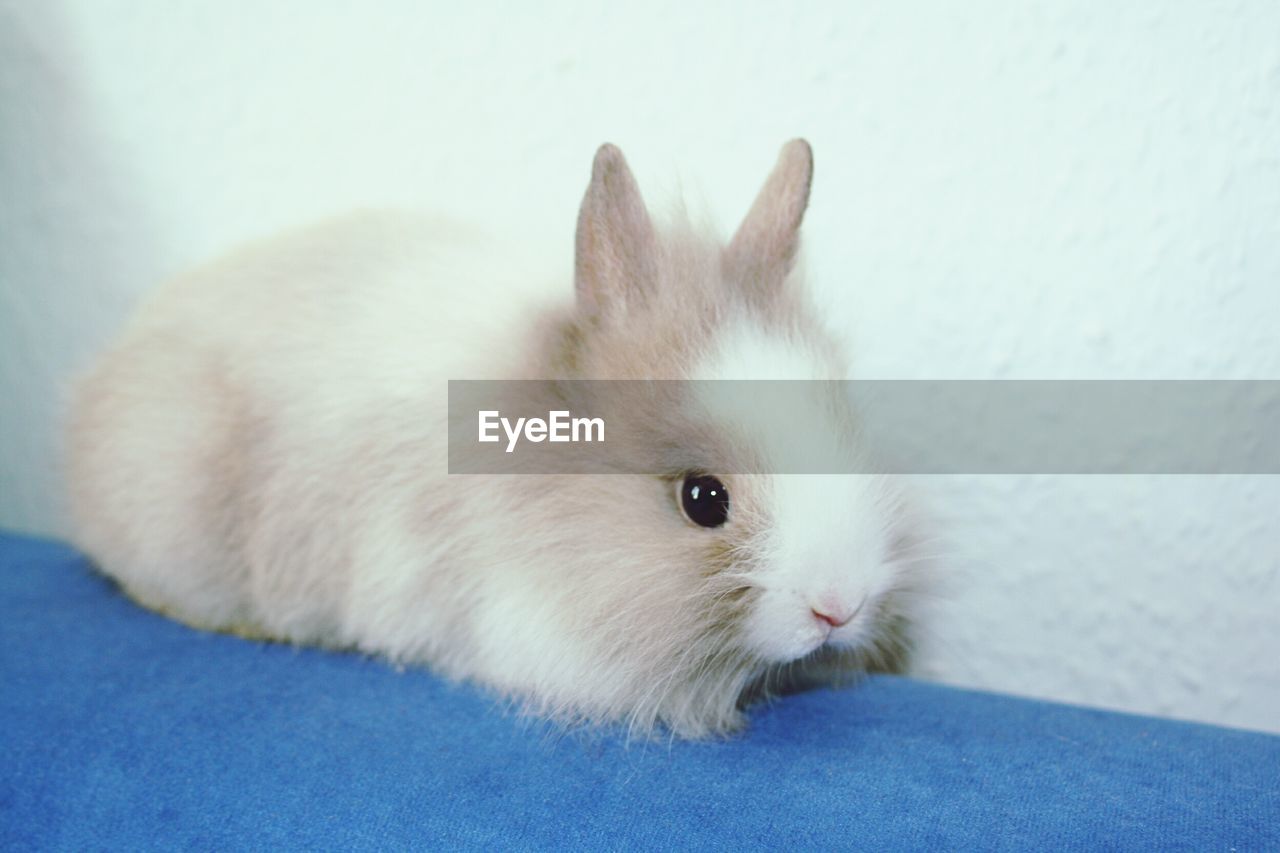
[679,474,730,528]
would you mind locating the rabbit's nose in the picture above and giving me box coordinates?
[810,594,865,628]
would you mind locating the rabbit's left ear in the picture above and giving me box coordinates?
[724,139,813,285]
[574,144,657,319]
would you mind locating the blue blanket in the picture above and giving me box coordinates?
[2,532,1276,849]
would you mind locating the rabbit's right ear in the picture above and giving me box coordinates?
[724,139,813,288]
[574,144,657,319]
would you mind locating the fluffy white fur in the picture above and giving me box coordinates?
[67,141,925,739]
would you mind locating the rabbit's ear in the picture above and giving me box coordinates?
[575,144,657,318]
[724,139,813,286]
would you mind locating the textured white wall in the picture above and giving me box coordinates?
[2,1,1277,732]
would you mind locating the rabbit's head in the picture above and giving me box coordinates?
[494,142,922,738]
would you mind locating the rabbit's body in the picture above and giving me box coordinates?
[68,143,921,737]
[70,215,564,654]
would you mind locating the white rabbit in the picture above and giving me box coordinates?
[67,141,925,738]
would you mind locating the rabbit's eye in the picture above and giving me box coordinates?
[679,474,730,528]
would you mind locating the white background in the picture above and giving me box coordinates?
[2,1,1277,733]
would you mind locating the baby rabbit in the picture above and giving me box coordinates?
[67,140,921,738]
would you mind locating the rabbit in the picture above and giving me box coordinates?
[66,140,925,739]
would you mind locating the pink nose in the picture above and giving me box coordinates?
[811,605,854,629]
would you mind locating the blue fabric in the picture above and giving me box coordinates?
[1,531,1277,850]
